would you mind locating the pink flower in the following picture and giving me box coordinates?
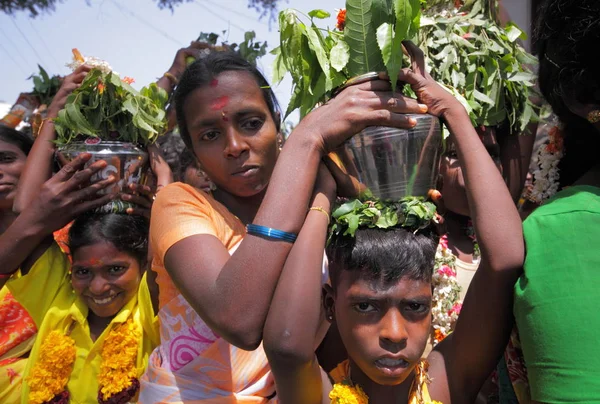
[448,303,463,316]
[123,76,135,85]
[438,265,456,277]
[462,33,473,40]
[439,235,449,250]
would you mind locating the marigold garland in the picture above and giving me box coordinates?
[98,317,140,402]
[27,330,76,404]
[330,380,369,404]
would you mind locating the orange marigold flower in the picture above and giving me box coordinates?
[123,76,135,85]
[434,329,446,343]
[336,9,346,31]
[97,81,105,95]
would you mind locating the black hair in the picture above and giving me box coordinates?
[174,51,281,151]
[0,125,33,155]
[326,227,438,290]
[534,0,600,187]
[68,213,149,267]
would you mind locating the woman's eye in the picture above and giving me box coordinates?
[108,266,126,275]
[242,118,264,131]
[200,131,219,141]
[354,302,376,313]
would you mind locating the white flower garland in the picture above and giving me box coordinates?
[528,116,564,204]
[431,235,462,346]
[66,49,115,74]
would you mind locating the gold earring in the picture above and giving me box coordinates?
[587,110,600,123]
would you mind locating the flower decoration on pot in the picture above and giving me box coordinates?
[273,0,422,118]
[55,49,168,146]
[418,0,539,134]
[54,49,169,212]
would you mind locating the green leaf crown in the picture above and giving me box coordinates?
[330,194,437,240]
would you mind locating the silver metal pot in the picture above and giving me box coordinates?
[333,114,443,199]
[57,140,149,212]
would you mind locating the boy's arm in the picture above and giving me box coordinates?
[397,41,524,402]
[263,165,335,404]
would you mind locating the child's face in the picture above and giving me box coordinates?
[326,271,432,385]
[71,241,142,318]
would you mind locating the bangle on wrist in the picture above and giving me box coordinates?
[163,72,179,86]
[309,206,330,224]
[246,224,297,243]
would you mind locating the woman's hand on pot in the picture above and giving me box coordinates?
[300,77,428,154]
[396,41,465,119]
[47,65,92,118]
[28,153,116,232]
[120,183,155,219]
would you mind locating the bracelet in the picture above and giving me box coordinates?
[163,72,179,85]
[309,206,330,224]
[246,224,297,243]
[36,117,54,138]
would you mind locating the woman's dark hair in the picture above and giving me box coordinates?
[326,227,438,290]
[0,125,33,155]
[534,0,600,187]
[174,51,281,151]
[68,213,149,267]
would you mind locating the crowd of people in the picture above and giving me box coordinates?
[0,0,599,402]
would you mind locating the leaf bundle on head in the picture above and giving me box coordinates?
[419,1,539,133]
[330,195,437,240]
[28,65,62,107]
[273,1,422,119]
[53,69,169,146]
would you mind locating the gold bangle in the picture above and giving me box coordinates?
[35,117,54,138]
[163,72,179,85]
[309,206,330,224]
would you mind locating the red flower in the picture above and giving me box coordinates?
[336,9,346,31]
[97,81,105,95]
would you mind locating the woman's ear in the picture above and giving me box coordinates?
[323,284,335,323]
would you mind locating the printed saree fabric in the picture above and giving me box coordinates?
[140,183,276,403]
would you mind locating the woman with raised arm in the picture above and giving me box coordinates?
[138,50,428,402]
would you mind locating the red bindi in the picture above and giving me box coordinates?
[210,96,229,111]
[210,79,219,87]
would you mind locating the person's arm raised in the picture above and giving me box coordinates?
[263,163,335,404]
[0,154,115,288]
[163,79,428,350]
[395,41,525,402]
[13,65,91,213]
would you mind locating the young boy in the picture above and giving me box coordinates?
[262,41,524,403]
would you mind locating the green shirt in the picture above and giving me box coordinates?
[514,185,600,403]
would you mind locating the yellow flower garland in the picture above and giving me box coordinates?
[98,317,140,401]
[329,381,369,404]
[27,330,76,404]
[27,317,140,404]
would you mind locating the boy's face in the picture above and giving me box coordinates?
[325,270,432,386]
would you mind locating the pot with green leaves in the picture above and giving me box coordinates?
[273,2,443,199]
[54,53,168,210]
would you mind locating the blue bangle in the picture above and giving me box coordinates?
[246,224,297,243]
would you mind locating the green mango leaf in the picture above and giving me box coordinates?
[308,9,331,19]
[506,71,536,82]
[65,103,97,136]
[330,39,351,72]
[505,24,523,42]
[345,0,385,76]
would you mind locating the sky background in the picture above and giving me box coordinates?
[0,0,335,124]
